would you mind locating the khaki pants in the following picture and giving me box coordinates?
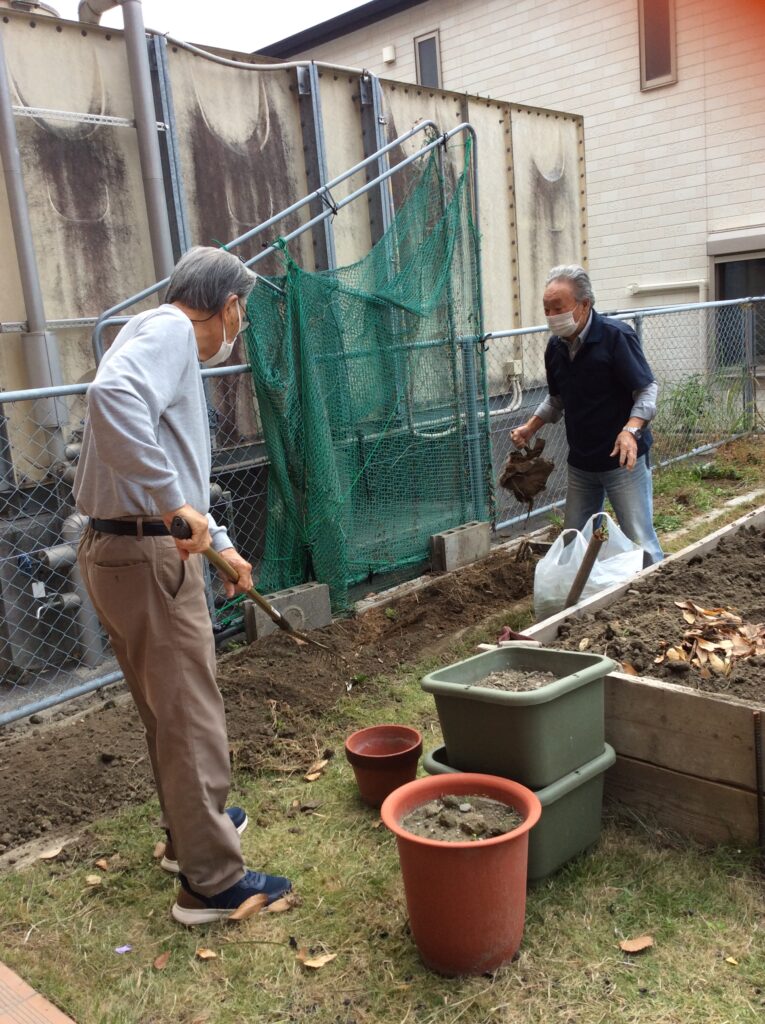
[78,527,245,896]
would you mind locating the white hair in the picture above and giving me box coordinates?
[165,246,257,312]
[546,264,595,305]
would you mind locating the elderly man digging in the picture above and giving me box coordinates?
[74,246,292,924]
[511,264,664,566]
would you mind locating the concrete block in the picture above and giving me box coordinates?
[430,520,491,573]
[243,582,331,643]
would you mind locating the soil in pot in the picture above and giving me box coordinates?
[402,794,524,840]
[479,668,557,692]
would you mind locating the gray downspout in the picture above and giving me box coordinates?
[0,22,64,456]
[79,0,175,280]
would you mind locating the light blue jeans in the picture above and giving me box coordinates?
[563,455,664,566]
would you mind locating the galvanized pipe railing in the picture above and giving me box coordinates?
[91,118,441,360]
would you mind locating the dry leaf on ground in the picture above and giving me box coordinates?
[85,874,102,886]
[228,894,268,921]
[94,858,110,871]
[298,949,336,969]
[153,951,171,970]
[724,956,739,965]
[267,893,300,914]
[153,841,166,859]
[304,758,330,781]
[38,845,63,861]
[620,662,639,676]
[619,935,654,954]
[578,638,591,651]
[195,948,218,960]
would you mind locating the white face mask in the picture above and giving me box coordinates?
[201,303,241,369]
[546,308,580,338]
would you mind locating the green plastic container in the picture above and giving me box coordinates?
[423,743,616,882]
[421,646,615,788]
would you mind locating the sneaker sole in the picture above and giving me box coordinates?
[160,814,249,875]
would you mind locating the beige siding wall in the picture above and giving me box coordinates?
[289,0,765,318]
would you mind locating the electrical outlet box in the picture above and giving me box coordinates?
[503,359,523,379]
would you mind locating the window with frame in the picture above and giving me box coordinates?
[638,0,677,90]
[414,30,441,89]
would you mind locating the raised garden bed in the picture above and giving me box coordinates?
[525,506,765,846]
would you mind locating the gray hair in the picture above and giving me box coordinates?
[165,246,257,312]
[546,264,595,305]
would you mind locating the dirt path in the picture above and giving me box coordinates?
[0,548,535,852]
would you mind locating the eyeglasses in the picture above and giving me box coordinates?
[238,301,251,334]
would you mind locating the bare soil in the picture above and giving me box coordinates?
[0,548,536,853]
[555,523,765,703]
[402,794,524,841]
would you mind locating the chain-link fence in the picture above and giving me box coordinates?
[1,297,763,725]
[0,364,268,725]
[486,297,764,531]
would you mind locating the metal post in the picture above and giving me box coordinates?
[296,63,336,270]
[460,133,489,522]
[150,33,192,258]
[359,73,395,243]
[743,302,756,429]
[0,22,64,453]
[121,0,175,279]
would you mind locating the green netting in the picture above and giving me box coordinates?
[243,135,492,609]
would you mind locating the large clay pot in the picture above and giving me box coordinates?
[381,773,541,976]
[344,724,422,808]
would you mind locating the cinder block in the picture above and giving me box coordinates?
[243,582,331,643]
[430,521,491,573]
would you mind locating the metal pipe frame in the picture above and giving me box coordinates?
[91,118,440,360]
[121,0,175,279]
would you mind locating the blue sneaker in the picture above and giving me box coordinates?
[160,807,248,874]
[172,868,293,925]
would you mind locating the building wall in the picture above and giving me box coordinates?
[286,0,765,318]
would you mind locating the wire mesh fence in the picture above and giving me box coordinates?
[0,297,762,724]
[486,298,764,530]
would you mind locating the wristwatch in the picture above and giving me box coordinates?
[621,425,643,439]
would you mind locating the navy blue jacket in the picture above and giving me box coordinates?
[544,310,655,472]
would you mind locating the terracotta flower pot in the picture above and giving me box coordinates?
[381,773,542,976]
[344,724,423,808]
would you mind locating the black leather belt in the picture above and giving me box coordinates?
[91,518,169,536]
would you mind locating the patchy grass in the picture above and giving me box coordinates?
[1,633,763,1024]
[652,435,765,540]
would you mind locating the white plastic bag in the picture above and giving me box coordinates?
[533,512,644,622]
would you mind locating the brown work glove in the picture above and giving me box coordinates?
[499,437,555,510]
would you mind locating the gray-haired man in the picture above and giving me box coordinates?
[511,264,663,565]
[74,246,291,924]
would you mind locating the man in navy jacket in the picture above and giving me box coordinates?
[511,264,663,565]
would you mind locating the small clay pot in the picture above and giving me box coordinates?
[381,773,542,976]
[344,724,423,808]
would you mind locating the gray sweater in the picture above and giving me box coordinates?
[73,304,232,552]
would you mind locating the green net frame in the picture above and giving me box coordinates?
[243,135,492,609]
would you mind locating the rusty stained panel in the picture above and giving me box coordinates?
[510,107,585,334]
[378,80,466,210]
[167,50,316,446]
[1,16,157,395]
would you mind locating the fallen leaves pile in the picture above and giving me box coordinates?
[653,600,765,677]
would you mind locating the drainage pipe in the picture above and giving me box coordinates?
[79,0,174,279]
[0,23,64,448]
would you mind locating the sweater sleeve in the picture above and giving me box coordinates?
[86,313,192,514]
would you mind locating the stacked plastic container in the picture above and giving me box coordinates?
[421,645,616,883]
